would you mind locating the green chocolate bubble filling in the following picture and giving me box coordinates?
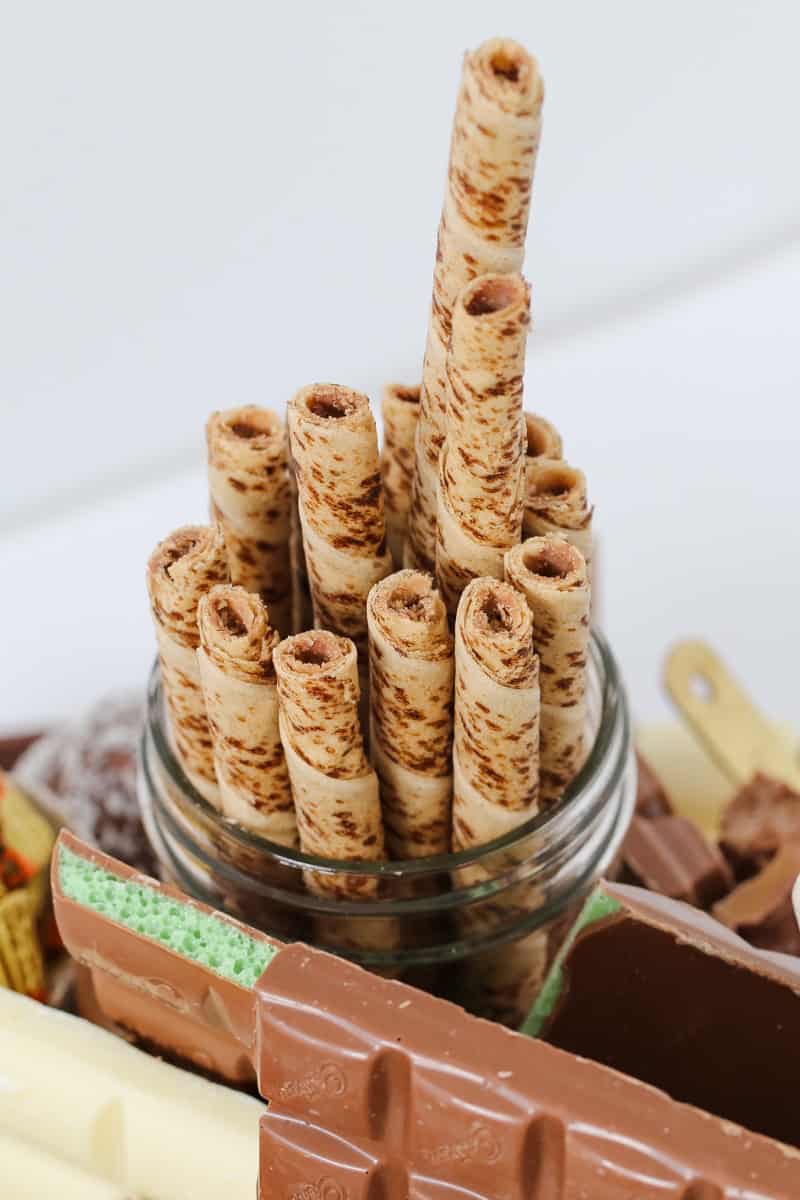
[58,845,275,988]
[520,887,621,1037]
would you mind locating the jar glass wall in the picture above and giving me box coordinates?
[138,630,635,1027]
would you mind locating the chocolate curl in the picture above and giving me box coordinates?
[367,571,454,858]
[206,407,293,638]
[273,632,385,899]
[287,385,393,674]
[197,585,297,846]
[523,458,593,576]
[146,525,230,806]
[380,383,420,568]
[436,273,529,616]
[406,39,544,571]
[505,535,590,805]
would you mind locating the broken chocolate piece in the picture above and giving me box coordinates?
[720,772,800,876]
[713,842,800,955]
[635,751,673,818]
[527,881,800,1150]
[621,814,733,907]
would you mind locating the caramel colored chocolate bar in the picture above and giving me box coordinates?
[256,941,799,1198]
[52,830,278,1083]
[528,881,800,1153]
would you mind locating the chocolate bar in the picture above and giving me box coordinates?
[527,881,800,1151]
[713,841,800,955]
[620,813,733,907]
[52,830,278,1083]
[635,751,673,818]
[53,834,800,1195]
[720,772,800,875]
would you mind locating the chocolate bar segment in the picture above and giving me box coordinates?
[52,831,278,1083]
[256,941,800,1198]
[719,772,800,875]
[528,881,800,1151]
[635,752,673,818]
[621,814,733,907]
[713,842,800,955]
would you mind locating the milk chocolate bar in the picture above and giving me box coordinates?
[256,940,800,1198]
[527,881,800,1151]
[621,813,733,907]
[635,751,673,817]
[52,830,278,1083]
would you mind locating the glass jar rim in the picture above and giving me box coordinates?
[145,628,630,881]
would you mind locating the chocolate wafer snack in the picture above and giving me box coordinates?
[287,384,393,668]
[196,585,297,846]
[146,525,230,806]
[406,38,544,571]
[506,534,590,805]
[525,410,563,462]
[273,631,385,898]
[380,383,420,568]
[206,406,293,638]
[367,571,454,858]
[436,273,529,616]
[523,457,593,576]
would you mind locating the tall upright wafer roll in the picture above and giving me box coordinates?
[436,273,529,615]
[287,385,393,666]
[196,585,297,846]
[367,571,454,858]
[380,384,420,568]
[273,631,385,899]
[206,407,293,638]
[146,526,230,806]
[523,457,593,574]
[285,427,315,634]
[452,578,540,850]
[505,534,591,805]
[406,39,544,571]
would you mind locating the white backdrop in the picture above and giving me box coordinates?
[2,1,799,730]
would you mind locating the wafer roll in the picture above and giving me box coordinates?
[274,631,385,899]
[146,526,229,805]
[287,385,393,665]
[523,458,593,573]
[286,425,315,634]
[505,535,590,805]
[196,585,297,846]
[452,578,540,850]
[367,571,454,858]
[380,384,420,568]
[525,412,563,462]
[436,274,529,615]
[406,39,544,570]
[206,407,292,638]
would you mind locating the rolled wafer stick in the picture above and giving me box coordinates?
[367,570,454,858]
[380,383,420,568]
[206,407,293,638]
[287,385,393,667]
[406,39,544,571]
[273,631,385,899]
[505,534,591,805]
[523,457,593,573]
[525,411,563,462]
[285,424,315,634]
[436,273,529,615]
[146,525,230,805]
[196,585,297,846]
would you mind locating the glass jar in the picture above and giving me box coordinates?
[138,629,634,1027]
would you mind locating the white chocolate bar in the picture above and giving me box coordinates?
[0,988,263,1199]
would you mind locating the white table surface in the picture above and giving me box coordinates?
[2,1,799,731]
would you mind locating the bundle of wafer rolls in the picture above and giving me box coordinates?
[143,36,598,1007]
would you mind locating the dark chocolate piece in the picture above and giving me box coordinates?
[621,814,733,907]
[52,830,276,1083]
[0,732,41,771]
[256,941,800,1199]
[635,752,673,818]
[720,772,800,876]
[528,881,800,1150]
[713,842,800,955]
